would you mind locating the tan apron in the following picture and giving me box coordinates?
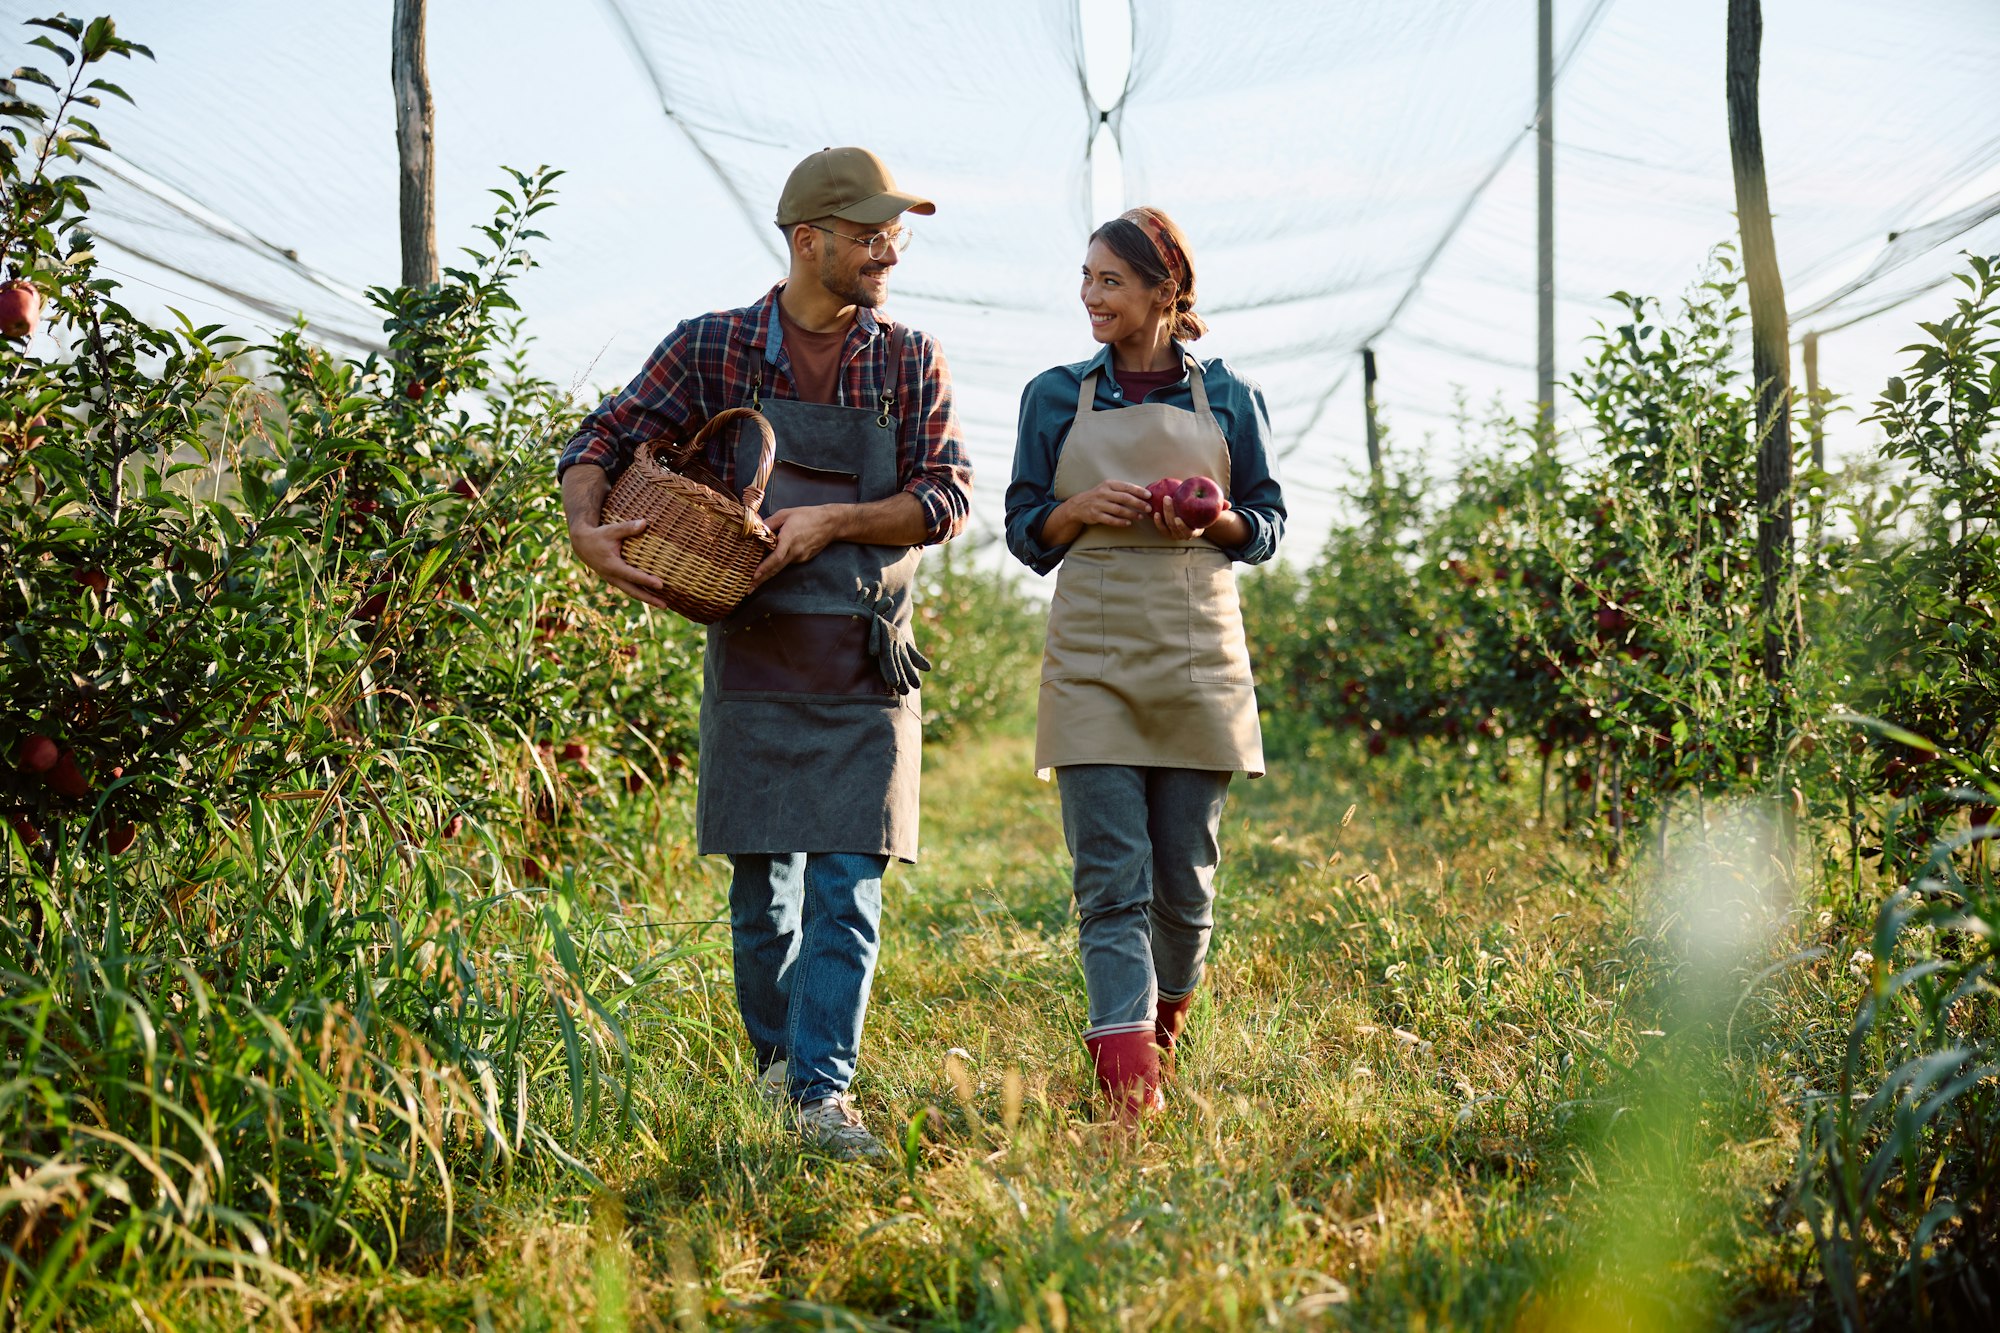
[1035,359,1265,777]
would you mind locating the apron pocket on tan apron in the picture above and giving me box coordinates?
[721,613,890,697]
[1042,564,1107,682]
[1186,560,1252,684]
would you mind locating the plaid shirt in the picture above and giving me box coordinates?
[558,283,971,543]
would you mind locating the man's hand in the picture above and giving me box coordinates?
[752,504,848,586]
[561,463,671,608]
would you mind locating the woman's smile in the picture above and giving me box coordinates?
[1080,238,1173,364]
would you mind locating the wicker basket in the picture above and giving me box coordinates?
[600,407,779,624]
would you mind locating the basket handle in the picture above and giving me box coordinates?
[649,407,778,534]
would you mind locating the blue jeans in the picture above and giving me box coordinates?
[1055,765,1232,1038]
[727,851,888,1105]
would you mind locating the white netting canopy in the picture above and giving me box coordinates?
[6,0,1997,555]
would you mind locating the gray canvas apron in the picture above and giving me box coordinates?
[1035,357,1265,777]
[694,326,926,861]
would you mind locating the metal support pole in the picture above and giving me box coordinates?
[1804,329,1824,546]
[1536,0,1555,429]
[1803,330,1823,472]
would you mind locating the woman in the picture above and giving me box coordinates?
[1005,207,1285,1119]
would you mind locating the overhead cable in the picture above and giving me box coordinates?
[594,0,786,267]
[1286,0,1618,450]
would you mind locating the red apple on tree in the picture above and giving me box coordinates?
[44,747,89,798]
[15,735,58,774]
[1172,475,1229,529]
[1145,478,1183,516]
[0,280,43,340]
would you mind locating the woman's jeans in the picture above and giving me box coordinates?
[728,851,888,1105]
[1055,765,1232,1040]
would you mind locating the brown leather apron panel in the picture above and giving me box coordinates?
[720,613,893,696]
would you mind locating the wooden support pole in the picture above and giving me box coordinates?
[1536,0,1555,429]
[1727,0,1793,687]
[1362,347,1382,481]
[392,0,437,287]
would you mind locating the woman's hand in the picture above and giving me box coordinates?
[1154,494,1251,547]
[1040,480,1153,548]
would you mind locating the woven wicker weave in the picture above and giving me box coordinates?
[600,407,778,624]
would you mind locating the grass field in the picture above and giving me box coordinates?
[193,708,1864,1332]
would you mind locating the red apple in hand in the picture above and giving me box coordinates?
[1145,477,1183,516]
[1172,476,1229,529]
[0,281,43,340]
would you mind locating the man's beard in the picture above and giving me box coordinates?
[820,250,885,308]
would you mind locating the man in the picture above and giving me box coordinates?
[558,147,971,1160]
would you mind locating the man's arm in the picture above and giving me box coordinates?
[750,492,927,586]
[561,463,671,609]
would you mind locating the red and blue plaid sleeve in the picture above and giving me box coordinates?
[557,320,704,483]
[900,330,972,544]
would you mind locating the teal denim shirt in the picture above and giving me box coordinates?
[1004,344,1286,576]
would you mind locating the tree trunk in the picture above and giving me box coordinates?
[1726,0,1792,685]
[392,0,438,287]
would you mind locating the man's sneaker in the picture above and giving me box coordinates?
[754,1059,788,1107]
[797,1093,889,1162]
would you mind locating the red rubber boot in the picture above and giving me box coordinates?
[1085,1027,1164,1121]
[1155,990,1196,1076]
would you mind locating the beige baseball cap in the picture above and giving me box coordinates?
[775,146,936,227]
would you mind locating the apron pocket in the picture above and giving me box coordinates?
[1186,561,1252,684]
[1041,565,1106,681]
[761,459,860,513]
[721,613,890,696]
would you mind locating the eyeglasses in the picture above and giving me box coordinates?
[807,223,915,261]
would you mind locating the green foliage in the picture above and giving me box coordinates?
[912,541,1041,748]
[1795,834,2000,1328]
[1249,253,1844,850]
[0,15,718,1321]
[1853,254,2000,813]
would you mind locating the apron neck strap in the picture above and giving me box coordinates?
[1183,354,1213,419]
[1078,356,1212,418]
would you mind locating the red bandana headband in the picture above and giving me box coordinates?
[1121,207,1187,292]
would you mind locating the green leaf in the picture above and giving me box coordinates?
[81,17,116,62]
[26,37,74,65]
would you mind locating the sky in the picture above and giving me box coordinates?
[6,0,1997,565]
